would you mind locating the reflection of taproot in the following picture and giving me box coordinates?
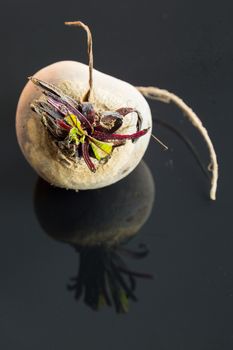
[34,162,155,247]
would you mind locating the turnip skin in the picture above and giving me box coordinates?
[16,61,152,190]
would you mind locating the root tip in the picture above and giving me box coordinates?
[210,191,217,201]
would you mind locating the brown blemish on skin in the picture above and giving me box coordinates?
[122,167,130,175]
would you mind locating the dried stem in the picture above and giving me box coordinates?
[137,86,218,200]
[65,21,93,101]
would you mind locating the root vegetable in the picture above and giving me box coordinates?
[16,22,151,190]
[16,20,218,199]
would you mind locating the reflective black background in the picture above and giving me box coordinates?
[1,0,233,349]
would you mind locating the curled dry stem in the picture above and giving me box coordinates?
[137,86,218,201]
[65,21,93,101]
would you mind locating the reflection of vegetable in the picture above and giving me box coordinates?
[67,244,153,313]
[34,161,155,247]
[34,161,155,313]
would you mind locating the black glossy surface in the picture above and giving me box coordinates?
[1,1,233,349]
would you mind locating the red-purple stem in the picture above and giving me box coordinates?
[93,128,149,141]
[56,119,72,131]
[46,93,93,132]
[82,141,96,172]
